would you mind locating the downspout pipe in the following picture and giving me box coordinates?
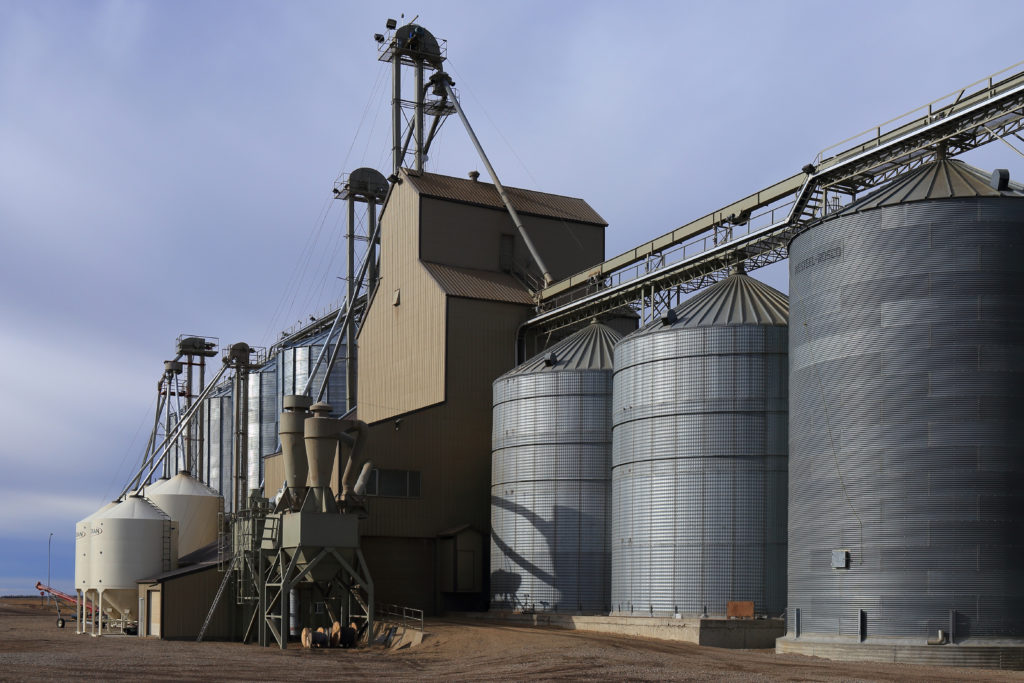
[442,78,553,288]
[336,418,369,501]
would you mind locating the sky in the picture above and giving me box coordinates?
[1,0,1022,597]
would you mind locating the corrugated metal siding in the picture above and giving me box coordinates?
[357,183,447,423]
[277,333,349,417]
[419,197,605,283]
[490,323,620,613]
[405,171,606,226]
[358,298,528,539]
[263,452,284,499]
[491,372,615,613]
[160,567,232,640]
[247,361,278,494]
[788,197,1024,642]
[361,536,436,615]
[612,317,789,617]
[202,392,233,507]
[423,262,533,304]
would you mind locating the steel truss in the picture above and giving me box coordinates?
[259,534,374,649]
[529,61,1024,335]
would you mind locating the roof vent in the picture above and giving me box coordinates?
[661,309,678,326]
[469,170,480,182]
[543,352,557,367]
[991,168,1010,191]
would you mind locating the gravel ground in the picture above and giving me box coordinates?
[2,599,1021,681]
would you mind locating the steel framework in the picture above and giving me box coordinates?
[528,60,1024,335]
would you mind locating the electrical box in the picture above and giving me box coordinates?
[831,549,850,569]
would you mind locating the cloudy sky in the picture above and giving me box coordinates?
[1,0,1022,596]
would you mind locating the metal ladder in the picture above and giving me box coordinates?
[197,554,239,642]
[162,520,173,571]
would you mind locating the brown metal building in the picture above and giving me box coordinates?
[137,545,233,640]
[266,168,607,614]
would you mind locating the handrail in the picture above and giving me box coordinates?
[534,59,1024,323]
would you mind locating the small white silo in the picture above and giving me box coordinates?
[74,501,116,634]
[90,495,177,625]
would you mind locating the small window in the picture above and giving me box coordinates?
[380,469,406,497]
[364,468,420,498]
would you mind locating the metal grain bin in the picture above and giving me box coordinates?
[612,270,788,617]
[247,358,278,494]
[491,322,621,613]
[277,330,351,419]
[780,159,1024,665]
[202,382,233,504]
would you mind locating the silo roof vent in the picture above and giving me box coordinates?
[629,272,788,336]
[837,159,1024,217]
[504,321,623,375]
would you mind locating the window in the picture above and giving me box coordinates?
[363,469,420,498]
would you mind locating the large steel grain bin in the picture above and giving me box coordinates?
[779,159,1024,668]
[491,321,621,613]
[278,330,351,418]
[201,382,233,503]
[248,358,278,494]
[612,269,788,617]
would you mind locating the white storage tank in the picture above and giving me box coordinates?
[75,500,118,633]
[75,502,117,596]
[147,470,223,558]
[91,495,177,621]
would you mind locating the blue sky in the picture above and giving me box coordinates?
[1,0,1022,596]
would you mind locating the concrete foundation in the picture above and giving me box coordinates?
[776,635,1024,670]
[457,612,784,649]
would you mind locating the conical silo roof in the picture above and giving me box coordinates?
[96,494,169,521]
[150,471,219,497]
[630,272,787,339]
[837,158,1024,216]
[505,321,622,375]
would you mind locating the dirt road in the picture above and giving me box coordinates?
[1,599,1020,681]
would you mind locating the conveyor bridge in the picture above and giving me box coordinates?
[529,60,1024,335]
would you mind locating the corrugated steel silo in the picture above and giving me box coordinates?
[612,270,789,617]
[779,160,1024,666]
[491,321,621,613]
[202,383,233,503]
[247,359,278,493]
[278,331,351,418]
